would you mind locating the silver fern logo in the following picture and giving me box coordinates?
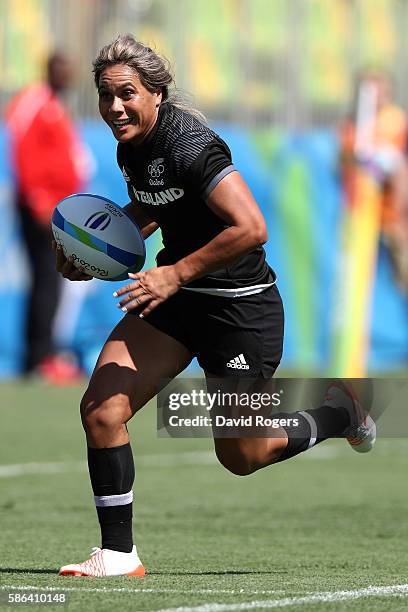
[122,166,130,182]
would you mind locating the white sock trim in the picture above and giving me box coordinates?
[94,490,133,507]
[299,411,317,449]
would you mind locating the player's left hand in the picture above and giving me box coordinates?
[114,266,181,317]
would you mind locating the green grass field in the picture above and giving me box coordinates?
[1,381,408,611]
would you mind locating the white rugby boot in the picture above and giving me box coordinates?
[59,545,145,577]
[324,380,376,453]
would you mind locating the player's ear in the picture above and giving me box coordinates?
[155,90,162,107]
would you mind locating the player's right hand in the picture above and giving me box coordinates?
[52,241,93,281]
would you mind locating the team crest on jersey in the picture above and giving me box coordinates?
[148,158,165,185]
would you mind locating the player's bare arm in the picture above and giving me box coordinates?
[175,171,267,283]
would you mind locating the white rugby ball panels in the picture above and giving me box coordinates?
[52,193,145,280]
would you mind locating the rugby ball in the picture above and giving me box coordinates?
[51,193,145,281]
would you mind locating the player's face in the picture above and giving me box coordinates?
[98,64,162,146]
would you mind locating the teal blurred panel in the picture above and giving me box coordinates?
[1,121,408,377]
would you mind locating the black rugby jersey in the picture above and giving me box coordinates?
[117,102,272,289]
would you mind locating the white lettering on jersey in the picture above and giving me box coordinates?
[132,187,185,205]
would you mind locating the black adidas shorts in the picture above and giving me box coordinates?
[138,284,284,378]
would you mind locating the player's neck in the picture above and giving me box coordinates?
[129,109,160,149]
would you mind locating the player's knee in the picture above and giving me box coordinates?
[80,391,130,434]
[215,448,255,476]
[215,439,285,475]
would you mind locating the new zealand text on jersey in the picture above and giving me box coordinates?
[132,186,184,205]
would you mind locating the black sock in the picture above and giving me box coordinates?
[87,443,135,553]
[276,405,350,462]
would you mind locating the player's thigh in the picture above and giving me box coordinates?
[83,313,193,421]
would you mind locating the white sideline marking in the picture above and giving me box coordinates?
[138,451,216,467]
[1,439,406,478]
[0,585,284,596]
[0,445,344,478]
[154,584,408,611]
[0,461,86,478]
[0,452,216,478]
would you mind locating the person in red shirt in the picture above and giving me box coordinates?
[6,52,87,379]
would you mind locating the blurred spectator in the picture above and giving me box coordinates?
[339,70,408,292]
[5,51,89,383]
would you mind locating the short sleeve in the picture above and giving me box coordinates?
[171,133,236,197]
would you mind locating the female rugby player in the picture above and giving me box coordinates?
[57,35,375,577]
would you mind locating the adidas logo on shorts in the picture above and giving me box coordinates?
[226,354,250,370]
